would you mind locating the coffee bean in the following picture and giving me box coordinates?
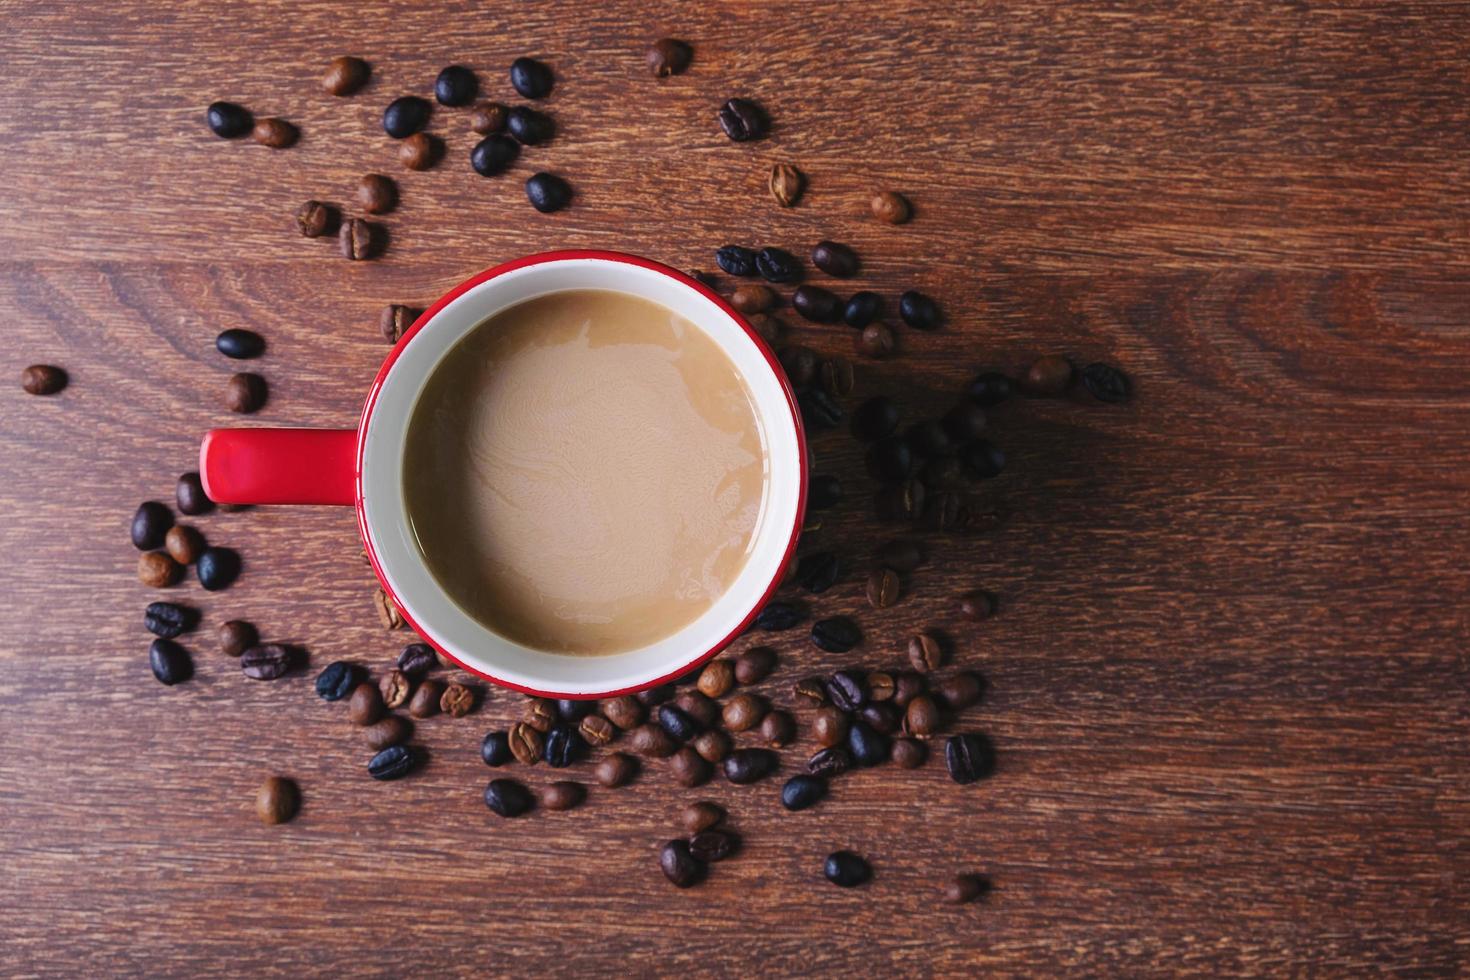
[525,172,572,213]
[435,65,478,106]
[728,647,772,687]
[870,191,911,224]
[171,474,210,518]
[469,101,508,134]
[860,701,901,735]
[944,873,991,904]
[472,731,510,769]
[825,850,872,887]
[798,388,843,430]
[506,56,552,98]
[866,437,913,485]
[383,95,430,138]
[859,673,893,705]
[629,723,677,758]
[812,617,861,654]
[722,693,766,732]
[373,305,414,345]
[149,638,192,685]
[794,676,829,707]
[595,752,638,787]
[578,713,616,747]
[544,724,584,767]
[323,55,369,96]
[356,173,397,215]
[539,780,585,812]
[215,328,265,360]
[847,719,890,767]
[827,670,867,712]
[756,247,801,284]
[793,284,840,322]
[207,101,252,138]
[408,679,443,719]
[807,748,852,781]
[946,732,996,784]
[716,245,758,277]
[811,241,859,278]
[509,722,543,765]
[817,362,854,405]
[780,774,827,811]
[659,840,705,888]
[295,200,334,238]
[252,118,297,148]
[730,283,777,314]
[873,541,921,576]
[874,478,924,523]
[256,776,299,825]
[397,131,440,170]
[484,778,534,816]
[744,311,779,343]
[959,590,998,621]
[138,552,182,588]
[507,106,555,145]
[368,671,405,713]
[1083,362,1131,403]
[724,748,777,784]
[22,363,67,395]
[196,546,240,591]
[858,322,896,358]
[242,644,293,680]
[648,38,693,76]
[602,695,645,730]
[920,456,964,491]
[903,695,942,737]
[851,397,899,443]
[364,715,411,750]
[754,600,803,632]
[143,601,194,639]
[902,420,950,460]
[681,801,725,835]
[813,706,849,748]
[893,671,928,707]
[937,671,986,711]
[908,632,945,672]
[891,737,927,768]
[1018,354,1075,396]
[369,745,418,780]
[717,98,767,141]
[348,682,384,726]
[797,551,841,594]
[897,290,940,331]
[866,567,901,609]
[658,704,701,742]
[671,746,712,787]
[389,645,431,681]
[212,621,254,659]
[340,217,376,260]
[689,829,739,863]
[310,661,357,702]
[759,710,795,748]
[441,682,475,718]
[162,526,204,567]
[225,371,266,414]
[960,440,1005,479]
[693,660,733,699]
[768,161,804,207]
[470,134,519,176]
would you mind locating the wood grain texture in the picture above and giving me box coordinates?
[3,0,1470,975]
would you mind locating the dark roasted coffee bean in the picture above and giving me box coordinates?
[825,851,871,887]
[396,643,436,679]
[602,694,646,730]
[675,690,720,728]
[595,751,638,787]
[380,304,419,344]
[176,472,213,516]
[671,746,712,787]
[781,774,827,811]
[348,682,384,726]
[20,364,65,395]
[843,291,882,328]
[579,713,616,746]
[756,247,801,284]
[875,479,925,523]
[383,95,430,138]
[722,693,765,732]
[540,780,585,812]
[937,671,987,711]
[899,290,940,330]
[315,661,360,702]
[813,707,848,748]
[967,371,1014,406]
[252,118,297,148]
[697,659,735,699]
[877,538,923,572]
[196,547,239,591]
[731,283,777,314]
[921,490,963,531]
[723,747,778,784]
[648,38,693,77]
[812,617,861,654]
[891,737,927,768]
[215,328,264,360]
[893,670,928,707]
[357,173,397,214]
[793,284,840,322]
[754,600,803,632]
[960,589,998,621]
[364,715,411,750]
[827,670,867,712]
[207,101,252,138]
[961,440,1006,479]
[866,567,901,609]
[848,719,890,767]
[217,619,256,657]
[137,551,181,588]
[1022,354,1075,395]
[920,456,964,491]
[808,475,843,512]
[509,722,543,765]
[946,732,996,784]
[658,704,701,742]
[819,357,854,399]
[544,724,584,768]
[908,631,946,672]
[760,710,795,747]
[225,371,266,413]
[689,829,738,863]
[851,396,899,442]
[716,245,758,277]
[748,311,786,343]
[945,873,992,904]
[1083,362,1132,403]
[808,746,852,777]
[798,388,843,430]
[322,55,370,96]
[441,682,475,718]
[368,745,418,780]
[811,241,858,278]
[733,647,776,685]
[903,695,941,737]
[131,502,173,550]
[408,679,443,719]
[637,684,675,706]
[659,840,705,888]
[507,106,555,144]
[939,405,986,446]
[340,218,375,260]
[692,729,731,763]
[144,601,195,639]
[481,731,512,766]
[556,699,593,722]
[469,101,509,134]
[509,57,553,98]
[717,97,767,141]
[794,676,829,707]
[435,65,478,106]
[470,133,519,176]
[858,322,896,358]
[525,172,572,212]
[906,420,953,459]
[256,775,298,825]
[867,436,913,484]
[681,801,725,834]
[242,644,292,680]
[796,551,841,594]
[483,777,534,816]
[149,638,192,685]
[860,701,901,735]
[779,345,818,389]
[629,723,677,758]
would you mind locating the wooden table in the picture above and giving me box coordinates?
[4,1,1468,974]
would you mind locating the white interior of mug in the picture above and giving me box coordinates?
[359,256,804,695]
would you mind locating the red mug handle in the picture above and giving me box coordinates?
[200,428,357,506]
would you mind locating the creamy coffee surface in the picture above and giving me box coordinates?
[404,289,766,656]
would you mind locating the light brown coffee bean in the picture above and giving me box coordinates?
[769,162,804,207]
[731,284,777,314]
[509,722,543,764]
[373,589,404,630]
[647,38,693,77]
[866,671,896,702]
[692,729,731,763]
[629,723,676,758]
[908,631,946,672]
[163,525,204,565]
[295,200,334,237]
[697,659,736,698]
[379,669,411,709]
[794,676,829,707]
[601,695,645,730]
[217,620,256,657]
[759,709,795,748]
[540,780,586,811]
[747,313,783,345]
[579,713,616,746]
[722,693,766,732]
[858,322,896,359]
[322,55,370,96]
[813,706,848,748]
[408,678,443,718]
[364,715,411,750]
[440,682,475,717]
[866,566,901,608]
[252,118,298,148]
[224,372,266,413]
[892,670,927,707]
[680,801,725,834]
[675,690,720,728]
[137,551,182,588]
[937,671,985,711]
[903,695,941,737]
[256,776,299,824]
[340,217,375,260]
[398,132,440,170]
[469,101,508,134]
[734,647,777,685]
[347,682,383,726]
[379,304,419,344]
[871,190,912,224]
[670,746,712,787]
[357,173,397,214]
[594,751,638,787]
[524,698,557,733]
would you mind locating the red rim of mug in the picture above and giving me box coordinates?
[354,250,809,699]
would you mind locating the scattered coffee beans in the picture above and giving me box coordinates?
[812,617,861,654]
[323,55,369,96]
[225,372,266,413]
[525,172,571,213]
[659,839,705,887]
[315,661,359,702]
[860,701,901,735]
[21,364,67,395]
[509,57,553,99]
[509,722,543,765]
[175,473,212,517]
[215,328,264,359]
[723,748,778,784]
[866,567,901,609]
[671,746,712,787]
[825,851,872,887]
[469,101,508,134]
[781,774,827,811]
[256,776,299,824]
[756,247,801,284]
[484,778,534,816]
[196,546,240,590]
[648,39,692,77]
[368,745,418,780]
[138,551,182,588]
[399,131,440,170]
[760,710,796,747]
[893,670,927,707]
[797,551,841,594]
[252,118,297,148]
[435,65,478,106]
[441,682,475,718]
[470,134,519,176]
[1082,362,1131,403]
[793,284,840,323]
[144,601,196,639]
[241,644,292,680]
[946,732,996,784]
[207,101,252,138]
[769,162,804,207]
[409,679,443,719]
[595,752,638,787]
[379,304,418,344]
[540,780,585,812]
[959,590,997,621]
[717,98,767,141]
[507,107,555,145]
[689,829,738,863]
[735,647,777,685]
[383,96,430,138]
[813,706,848,748]
[812,241,859,278]
[340,217,375,259]
[697,659,735,698]
[891,737,927,768]
[866,671,896,703]
[722,693,766,732]
[396,643,436,679]
[794,676,829,707]
[149,638,192,685]
[820,357,854,399]
[480,730,512,767]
